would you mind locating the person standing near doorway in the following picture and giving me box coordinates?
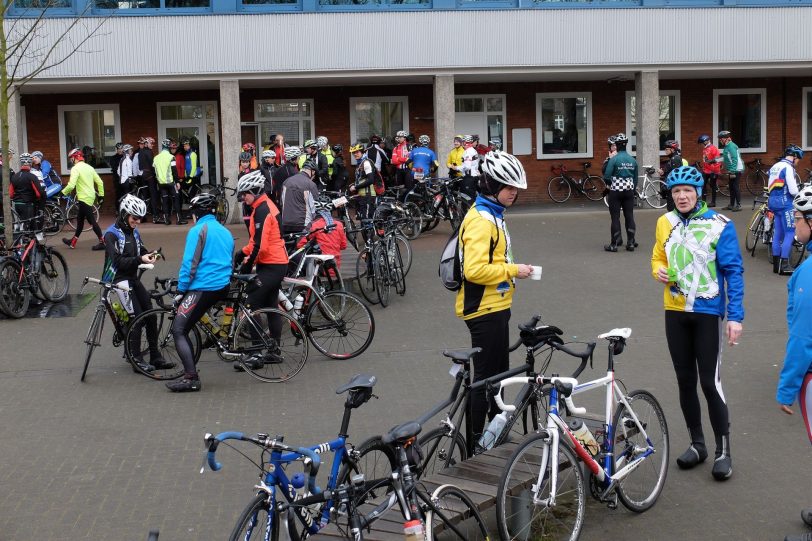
[718,130,742,212]
[602,133,638,252]
[697,134,721,208]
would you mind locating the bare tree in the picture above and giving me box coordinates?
[1,0,111,246]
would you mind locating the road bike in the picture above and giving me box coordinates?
[404,176,471,232]
[547,163,606,203]
[744,158,770,196]
[353,218,411,307]
[745,189,773,259]
[602,166,667,209]
[495,328,669,541]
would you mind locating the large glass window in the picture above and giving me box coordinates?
[57,104,121,173]
[455,95,506,151]
[625,90,680,155]
[255,100,314,147]
[14,0,70,8]
[94,0,209,9]
[320,0,427,4]
[803,88,812,151]
[535,93,592,159]
[713,89,766,152]
[243,0,296,4]
[349,96,408,146]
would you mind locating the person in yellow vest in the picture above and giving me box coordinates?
[153,139,187,226]
[61,148,105,250]
[446,135,464,179]
[317,136,335,189]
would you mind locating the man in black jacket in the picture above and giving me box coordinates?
[10,153,46,228]
[139,137,161,223]
[658,140,685,211]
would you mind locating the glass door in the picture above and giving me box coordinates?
[157,102,220,185]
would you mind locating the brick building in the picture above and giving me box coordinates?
[8,1,812,209]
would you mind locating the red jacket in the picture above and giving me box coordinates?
[297,215,348,269]
[701,144,722,175]
[242,194,288,266]
[391,142,410,169]
[475,144,489,156]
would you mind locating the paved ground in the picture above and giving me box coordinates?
[1,200,810,540]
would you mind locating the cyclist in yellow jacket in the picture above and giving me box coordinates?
[446,135,464,178]
[456,151,533,449]
[62,148,105,250]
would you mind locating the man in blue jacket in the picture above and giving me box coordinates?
[778,186,812,541]
[167,192,234,393]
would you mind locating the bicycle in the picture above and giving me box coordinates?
[602,166,667,209]
[495,328,669,541]
[745,189,773,258]
[373,193,422,240]
[60,194,100,233]
[203,373,397,541]
[202,175,234,225]
[547,163,606,203]
[744,158,770,196]
[0,216,69,318]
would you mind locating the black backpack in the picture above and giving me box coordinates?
[439,225,464,291]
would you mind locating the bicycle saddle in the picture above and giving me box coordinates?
[598,328,632,340]
[335,373,377,394]
[442,347,482,363]
[382,421,422,446]
[232,273,258,283]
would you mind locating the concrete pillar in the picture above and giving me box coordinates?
[634,71,660,172]
[219,79,241,223]
[8,86,23,156]
[433,75,455,177]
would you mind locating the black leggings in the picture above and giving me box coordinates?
[171,287,229,378]
[607,189,636,246]
[159,182,180,217]
[74,200,102,240]
[702,173,718,204]
[120,280,157,359]
[246,263,287,341]
[395,169,412,199]
[466,308,511,454]
[664,311,729,438]
[728,173,741,207]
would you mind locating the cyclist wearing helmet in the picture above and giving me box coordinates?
[279,159,320,239]
[457,151,534,452]
[273,146,301,200]
[409,135,438,191]
[180,138,202,199]
[769,145,804,275]
[238,150,259,230]
[137,137,160,223]
[601,135,618,176]
[101,195,173,375]
[446,135,465,179]
[461,135,480,199]
[10,153,46,227]
[61,148,105,250]
[330,144,348,192]
[298,139,329,187]
[697,134,721,208]
[349,143,380,224]
[242,142,258,170]
[472,134,489,156]
[366,135,390,176]
[391,130,411,190]
[296,200,348,270]
[168,192,234,392]
[718,131,742,211]
[602,133,638,252]
[117,145,135,199]
[109,143,125,202]
[259,149,278,201]
[488,138,502,152]
[652,165,744,482]
[317,136,335,187]
[153,139,187,226]
[233,171,288,371]
[658,140,686,212]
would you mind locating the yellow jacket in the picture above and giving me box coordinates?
[455,198,518,320]
[63,160,103,206]
[446,147,464,176]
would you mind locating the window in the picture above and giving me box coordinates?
[802,87,812,150]
[349,96,409,146]
[255,100,314,147]
[535,92,592,159]
[94,0,210,9]
[713,88,766,153]
[157,101,220,185]
[243,0,296,4]
[14,0,70,7]
[320,0,427,4]
[455,94,506,151]
[57,104,121,174]
[625,90,680,155]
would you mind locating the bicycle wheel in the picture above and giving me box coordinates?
[612,389,669,513]
[395,234,412,276]
[745,212,763,254]
[498,389,543,447]
[745,170,766,196]
[790,240,807,269]
[233,307,308,383]
[417,427,467,480]
[304,291,374,360]
[125,308,190,380]
[80,305,106,382]
[354,248,380,305]
[43,203,65,236]
[373,245,390,308]
[67,203,99,232]
[341,214,359,251]
[644,180,668,209]
[314,261,344,294]
[425,484,490,541]
[336,436,398,496]
[582,176,606,202]
[38,247,69,302]
[0,258,30,318]
[716,175,730,197]
[389,238,406,296]
[228,493,279,541]
[547,176,572,203]
[497,430,585,541]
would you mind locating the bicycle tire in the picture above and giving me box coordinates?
[373,245,390,308]
[314,261,345,294]
[582,176,606,202]
[341,214,359,251]
[389,237,406,296]
[716,175,730,197]
[644,180,668,209]
[336,436,398,499]
[417,427,468,480]
[215,197,230,225]
[745,169,766,196]
[43,203,65,236]
[745,212,763,254]
[80,305,106,382]
[233,307,308,383]
[66,203,99,232]
[790,240,807,269]
[304,291,374,360]
[496,430,585,541]
[547,176,572,203]
[425,484,490,541]
[38,247,69,302]
[354,248,380,305]
[395,234,412,276]
[612,389,669,513]
[124,308,195,380]
[228,493,279,541]
[397,202,423,240]
[0,258,29,318]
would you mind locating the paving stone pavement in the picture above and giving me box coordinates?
[0,204,810,540]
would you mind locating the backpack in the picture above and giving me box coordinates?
[439,225,464,291]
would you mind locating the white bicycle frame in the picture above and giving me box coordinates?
[603,165,663,208]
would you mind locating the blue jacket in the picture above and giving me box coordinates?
[776,243,812,405]
[178,214,234,293]
[409,147,437,176]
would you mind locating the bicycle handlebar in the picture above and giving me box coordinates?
[81,276,131,293]
[493,375,586,416]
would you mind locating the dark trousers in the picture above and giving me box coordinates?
[664,311,729,438]
[466,308,511,454]
[728,173,741,207]
[158,182,180,217]
[171,286,229,378]
[702,173,718,204]
[114,180,129,206]
[143,172,160,218]
[246,263,287,342]
[607,189,636,246]
[461,175,478,200]
[122,280,158,360]
[395,169,412,200]
[74,200,102,240]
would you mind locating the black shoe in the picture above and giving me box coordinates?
[784,533,812,541]
[626,244,635,252]
[131,358,155,374]
[243,355,265,370]
[164,215,172,226]
[91,242,106,251]
[150,357,177,370]
[676,444,707,469]
[780,258,795,276]
[774,258,781,274]
[731,205,742,212]
[176,215,188,225]
[723,205,733,210]
[165,377,201,392]
[233,361,245,372]
[604,244,618,253]
[711,434,733,481]
[802,508,812,528]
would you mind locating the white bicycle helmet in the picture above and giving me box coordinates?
[462,135,474,144]
[418,135,430,146]
[316,136,328,149]
[18,153,33,167]
[261,149,276,160]
[481,151,527,189]
[120,194,147,219]
[31,151,43,159]
[396,130,408,138]
[794,185,812,214]
[236,170,265,195]
[285,146,302,160]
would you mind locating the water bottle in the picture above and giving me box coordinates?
[111,300,129,324]
[221,306,234,331]
[403,519,424,541]
[569,419,600,457]
[292,293,305,318]
[477,411,508,451]
[278,290,294,311]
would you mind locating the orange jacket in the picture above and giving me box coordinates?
[242,194,288,266]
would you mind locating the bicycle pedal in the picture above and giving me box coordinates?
[606,494,618,510]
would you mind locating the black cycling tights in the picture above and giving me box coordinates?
[607,189,636,247]
[665,311,730,438]
[171,287,229,379]
[122,280,157,358]
[74,200,102,240]
[246,263,287,342]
